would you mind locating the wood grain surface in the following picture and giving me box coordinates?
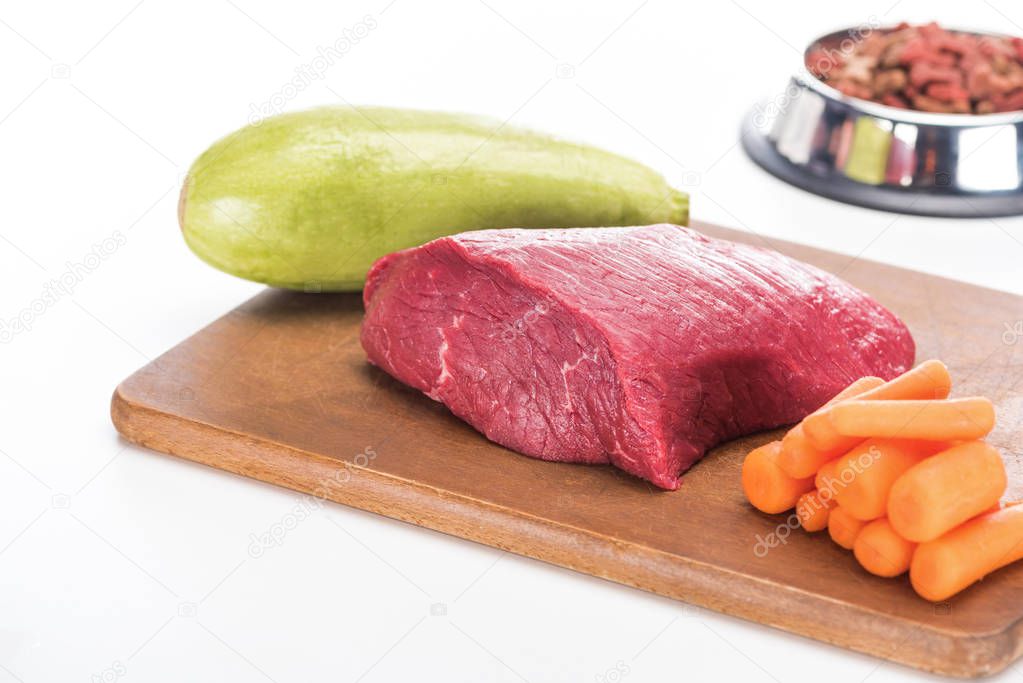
[111,221,1023,677]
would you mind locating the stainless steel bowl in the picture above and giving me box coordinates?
[742,27,1023,217]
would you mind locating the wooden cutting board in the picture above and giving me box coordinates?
[111,221,1023,677]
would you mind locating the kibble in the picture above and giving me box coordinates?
[806,22,1023,114]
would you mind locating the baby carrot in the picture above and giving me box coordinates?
[779,426,825,479]
[888,441,1007,542]
[853,518,917,577]
[829,505,866,549]
[832,438,946,521]
[826,398,995,441]
[854,359,953,401]
[911,505,1023,602]
[778,376,884,478]
[801,423,863,457]
[815,460,843,496]
[742,441,815,514]
[803,360,952,451]
[796,489,835,532]
[828,376,886,402]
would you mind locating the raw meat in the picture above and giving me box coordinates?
[360,225,915,489]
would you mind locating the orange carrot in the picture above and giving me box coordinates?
[803,360,952,451]
[796,489,835,532]
[779,426,823,479]
[828,376,886,402]
[826,398,995,441]
[832,438,946,521]
[829,505,866,549]
[814,460,843,495]
[742,441,815,514]
[853,518,917,577]
[854,359,953,401]
[911,505,1023,601]
[778,376,884,478]
[888,441,1007,542]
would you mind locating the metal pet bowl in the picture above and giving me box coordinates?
[742,27,1023,217]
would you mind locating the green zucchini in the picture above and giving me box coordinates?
[180,106,689,291]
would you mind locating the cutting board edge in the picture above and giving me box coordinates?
[690,220,1023,305]
[110,382,1022,678]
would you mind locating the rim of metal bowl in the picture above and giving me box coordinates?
[800,25,1023,127]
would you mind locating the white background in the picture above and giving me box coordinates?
[3,1,1023,681]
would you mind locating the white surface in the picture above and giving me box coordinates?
[2,1,1023,681]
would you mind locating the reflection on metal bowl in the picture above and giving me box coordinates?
[742,27,1023,217]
